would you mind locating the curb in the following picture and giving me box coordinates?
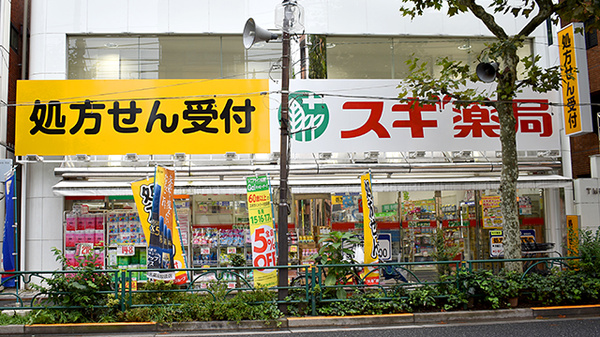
[23,322,156,335]
[414,308,533,323]
[2,305,600,335]
[532,304,600,318]
[288,313,414,328]
[163,319,287,331]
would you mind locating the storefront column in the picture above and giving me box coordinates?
[544,188,565,255]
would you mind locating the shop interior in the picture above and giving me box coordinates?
[62,188,549,285]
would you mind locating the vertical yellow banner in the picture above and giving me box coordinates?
[246,176,278,287]
[558,24,583,136]
[361,172,379,285]
[132,169,188,285]
[566,215,579,256]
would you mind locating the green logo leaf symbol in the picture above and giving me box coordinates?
[283,90,329,142]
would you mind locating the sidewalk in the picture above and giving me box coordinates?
[1,304,600,335]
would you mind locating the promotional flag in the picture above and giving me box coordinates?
[246,176,277,287]
[132,168,188,284]
[361,172,379,285]
[2,173,15,287]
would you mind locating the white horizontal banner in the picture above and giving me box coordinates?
[270,80,561,153]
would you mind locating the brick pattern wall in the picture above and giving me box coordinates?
[6,0,27,153]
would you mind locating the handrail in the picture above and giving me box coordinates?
[0,256,579,314]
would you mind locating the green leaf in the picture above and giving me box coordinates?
[325,274,337,286]
[336,288,347,300]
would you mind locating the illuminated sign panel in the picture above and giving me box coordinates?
[16,79,270,156]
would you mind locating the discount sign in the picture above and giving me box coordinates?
[246,176,277,287]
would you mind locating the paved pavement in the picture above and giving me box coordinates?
[1,304,599,336]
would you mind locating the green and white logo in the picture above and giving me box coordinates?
[281,90,329,142]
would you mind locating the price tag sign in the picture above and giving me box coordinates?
[75,243,94,256]
[200,247,210,255]
[117,245,135,256]
[227,247,237,254]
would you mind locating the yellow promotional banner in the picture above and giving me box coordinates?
[558,23,592,136]
[246,175,277,288]
[132,169,188,285]
[16,79,270,155]
[566,215,579,256]
[361,172,379,285]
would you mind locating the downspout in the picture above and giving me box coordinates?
[18,0,29,288]
[19,162,26,287]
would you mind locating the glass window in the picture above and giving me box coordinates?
[67,35,281,80]
[326,36,533,79]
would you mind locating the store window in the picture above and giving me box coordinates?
[67,35,281,80]
[68,35,533,81]
[326,36,533,79]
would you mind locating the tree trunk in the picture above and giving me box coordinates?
[497,49,522,272]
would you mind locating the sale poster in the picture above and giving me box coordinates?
[246,175,277,288]
[481,196,503,228]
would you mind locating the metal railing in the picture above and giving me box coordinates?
[0,256,579,315]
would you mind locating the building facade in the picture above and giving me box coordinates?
[18,0,572,276]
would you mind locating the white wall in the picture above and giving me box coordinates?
[24,162,63,271]
[29,0,555,80]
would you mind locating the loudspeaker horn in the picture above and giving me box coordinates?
[476,62,499,83]
[243,18,278,49]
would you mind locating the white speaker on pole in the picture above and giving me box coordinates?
[243,18,278,49]
[476,62,499,83]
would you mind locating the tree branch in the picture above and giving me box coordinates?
[459,0,508,39]
[518,0,553,37]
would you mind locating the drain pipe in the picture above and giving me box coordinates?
[19,162,26,288]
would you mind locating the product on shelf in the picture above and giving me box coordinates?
[65,212,105,248]
[107,211,146,246]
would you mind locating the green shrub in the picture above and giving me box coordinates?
[31,247,116,323]
[574,229,600,277]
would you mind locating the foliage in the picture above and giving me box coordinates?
[308,35,327,79]
[318,291,409,316]
[456,269,507,309]
[119,284,282,324]
[312,231,362,299]
[0,312,31,325]
[30,247,115,323]
[228,253,247,268]
[132,280,189,306]
[573,229,600,277]
[407,285,439,311]
[431,229,461,277]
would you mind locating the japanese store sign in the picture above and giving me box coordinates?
[361,172,379,285]
[489,229,535,258]
[558,23,593,136]
[272,80,561,153]
[15,79,270,156]
[246,175,277,288]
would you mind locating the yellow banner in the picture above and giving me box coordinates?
[558,25,583,136]
[16,79,270,155]
[566,215,579,256]
[246,176,277,288]
[131,172,188,285]
[360,173,379,285]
